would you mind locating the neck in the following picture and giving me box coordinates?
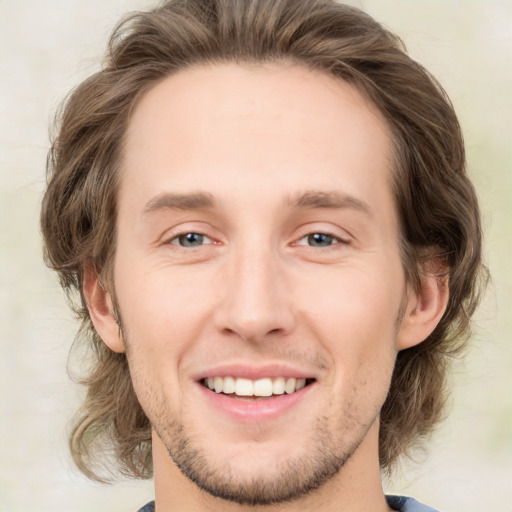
[152,422,393,512]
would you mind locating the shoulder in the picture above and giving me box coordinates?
[136,501,155,512]
[387,495,440,512]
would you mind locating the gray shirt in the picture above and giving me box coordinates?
[136,496,440,511]
[387,495,440,511]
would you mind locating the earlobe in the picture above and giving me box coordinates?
[396,263,449,351]
[82,265,125,353]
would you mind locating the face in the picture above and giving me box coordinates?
[109,63,411,505]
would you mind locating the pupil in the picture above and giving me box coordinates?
[180,233,203,246]
[308,233,332,247]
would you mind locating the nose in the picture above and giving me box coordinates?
[213,244,296,343]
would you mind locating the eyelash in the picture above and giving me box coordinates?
[168,232,215,248]
[294,232,347,248]
[166,231,348,249]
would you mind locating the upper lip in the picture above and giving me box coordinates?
[192,363,317,381]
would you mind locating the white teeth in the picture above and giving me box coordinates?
[285,378,296,394]
[203,376,310,396]
[223,376,236,394]
[253,378,273,397]
[235,378,253,396]
[214,376,223,393]
[272,377,285,395]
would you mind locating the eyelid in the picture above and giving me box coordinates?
[169,232,214,246]
[294,234,349,250]
[291,224,352,247]
[158,222,221,246]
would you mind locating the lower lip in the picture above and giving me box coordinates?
[196,382,314,422]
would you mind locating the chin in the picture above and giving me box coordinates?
[154,409,373,506]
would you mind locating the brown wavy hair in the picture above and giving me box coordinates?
[41,0,487,481]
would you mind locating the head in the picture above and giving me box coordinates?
[41,0,485,493]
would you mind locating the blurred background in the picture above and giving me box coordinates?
[0,1,510,510]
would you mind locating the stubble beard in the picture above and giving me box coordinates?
[116,298,400,507]
[150,403,377,507]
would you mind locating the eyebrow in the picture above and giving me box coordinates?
[142,192,216,215]
[288,191,372,215]
[141,190,371,217]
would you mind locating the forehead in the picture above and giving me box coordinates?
[121,62,393,215]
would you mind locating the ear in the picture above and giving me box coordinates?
[82,265,125,353]
[396,259,449,351]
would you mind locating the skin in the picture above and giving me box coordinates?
[85,62,448,512]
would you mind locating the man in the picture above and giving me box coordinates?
[40,0,486,510]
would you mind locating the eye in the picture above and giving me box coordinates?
[296,233,342,248]
[169,232,213,247]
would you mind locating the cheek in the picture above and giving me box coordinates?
[299,268,403,342]
[117,253,210,318]
[115,262,215,367]
[296,267,402,388]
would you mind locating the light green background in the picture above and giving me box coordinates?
[0,1,510,511]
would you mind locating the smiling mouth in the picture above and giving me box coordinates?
[201,376,315,400]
